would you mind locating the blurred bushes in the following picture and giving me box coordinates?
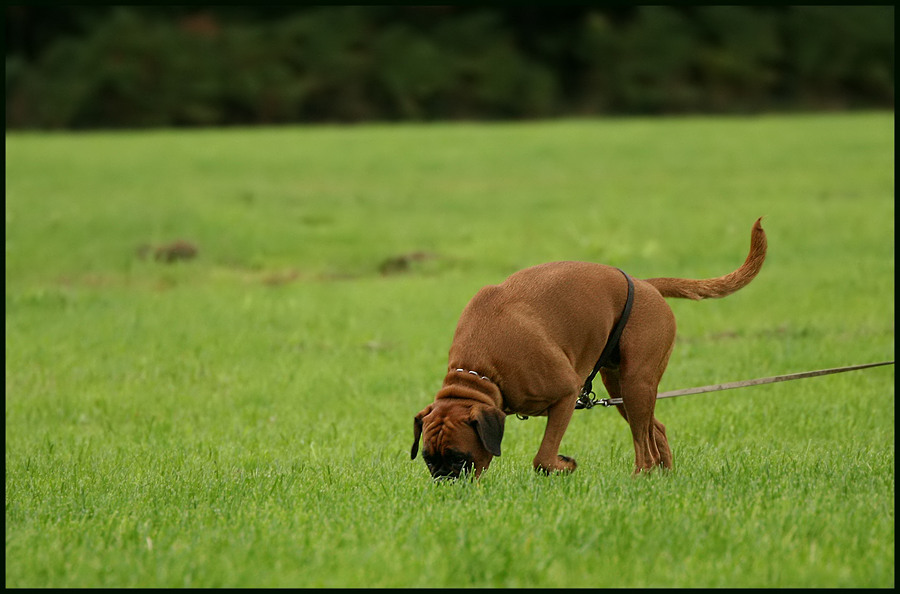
[5,6,894,129]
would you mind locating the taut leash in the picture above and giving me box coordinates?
[576,360,894,409]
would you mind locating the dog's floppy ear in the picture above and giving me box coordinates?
[470,405,506,457]
[411,405,433,459]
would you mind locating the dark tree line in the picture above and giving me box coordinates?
[5,6,894,129]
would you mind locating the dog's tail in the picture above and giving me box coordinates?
[644,217,767,300]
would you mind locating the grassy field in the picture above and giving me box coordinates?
[5,112,894,588]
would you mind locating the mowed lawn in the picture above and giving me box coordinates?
[5,113,894,588]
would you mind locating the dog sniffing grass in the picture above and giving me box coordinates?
[413,219,766,479]
[5,113,893,587]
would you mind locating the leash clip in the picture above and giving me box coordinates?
[575,390,597,410]
[576,389,615,410]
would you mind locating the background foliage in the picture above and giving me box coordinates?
[5,5,895,129]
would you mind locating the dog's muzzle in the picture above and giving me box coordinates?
[425,451,474,480]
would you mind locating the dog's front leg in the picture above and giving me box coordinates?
[532,395,578,474]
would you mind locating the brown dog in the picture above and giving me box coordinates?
[411,218,767,479]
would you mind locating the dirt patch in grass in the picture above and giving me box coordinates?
[377,251,438,276]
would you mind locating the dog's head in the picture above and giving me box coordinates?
[411,400,505,480]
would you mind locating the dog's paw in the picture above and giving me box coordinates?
[557,455,577,472]
[534,455,577,475]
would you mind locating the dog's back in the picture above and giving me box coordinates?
[448,262,636,413]
[447,219,766,412]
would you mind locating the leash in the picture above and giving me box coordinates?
[575,360,894,409]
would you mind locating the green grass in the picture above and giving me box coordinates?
[5,112,894,588]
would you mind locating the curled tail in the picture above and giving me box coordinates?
[644,218,767,300]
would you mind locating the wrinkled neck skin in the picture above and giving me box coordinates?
[436,369,503,410]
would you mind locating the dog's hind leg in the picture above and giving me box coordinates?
[623,380,662,474]
[602,369,655,472]
[603,366,672,474]
[600,368,628,423]
[652,417,672,469]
